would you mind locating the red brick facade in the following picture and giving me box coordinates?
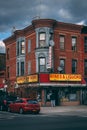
[3,19,87,106]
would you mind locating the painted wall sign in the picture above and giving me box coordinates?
[27,75,38,83]
[49,74,82,81]
[17,76,26,84]
[17,75,38,84]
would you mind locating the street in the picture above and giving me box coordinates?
[0,111,87,130]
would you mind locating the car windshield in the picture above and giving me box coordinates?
[27,100,38,104]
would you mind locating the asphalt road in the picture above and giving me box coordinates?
[0,111,87,130]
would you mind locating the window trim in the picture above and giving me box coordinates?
[16,37,25,56]
[38,57,46,72]
[72,36,77,51]
[39,32,46,48]
[59,59,65,73]
[59,35,65,50]
[28,39,31,53]
[72,59,77,74]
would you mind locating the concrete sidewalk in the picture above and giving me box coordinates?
[40,105,87,114]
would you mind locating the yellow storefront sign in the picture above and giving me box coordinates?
[49,74,82,81]
[27,75,38,83]
[17,76,26,84]
[17,75,38,84]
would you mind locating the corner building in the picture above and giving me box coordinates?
[4,19,87,106]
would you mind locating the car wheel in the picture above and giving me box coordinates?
[36,111,40,114]
[34,111,40,114]
[19,108,24,114]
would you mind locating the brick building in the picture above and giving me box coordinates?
[3,19,87,106]
[0,41,6,90]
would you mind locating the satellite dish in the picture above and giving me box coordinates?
[49,40,55,46]
[58,66,63,72]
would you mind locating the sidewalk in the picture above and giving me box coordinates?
[40,105,87,114]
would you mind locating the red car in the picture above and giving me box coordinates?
[8,98,40,114]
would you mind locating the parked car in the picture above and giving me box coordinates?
[0,93,17,111]
[8,98,40,114]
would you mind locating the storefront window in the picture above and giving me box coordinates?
[59,88,78,102]
[69,94,77,101]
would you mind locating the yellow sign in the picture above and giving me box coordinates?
[17,76,26,84]
[49,74,82,81]
[27,75,38,83]
[17,75,38,84]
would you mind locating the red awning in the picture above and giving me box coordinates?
[0,84,4,88]
[81,78,86,85]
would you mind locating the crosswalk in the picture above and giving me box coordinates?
[0,111,45,120]
[0,114,15,120]
[1,111,87,121]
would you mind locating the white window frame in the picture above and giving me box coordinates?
[28,39,31,53]
[72,37,77,51]
[60,35,65,50]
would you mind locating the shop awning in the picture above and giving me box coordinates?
[0,84,4,89]
[84,78,87,85]
[81,78,86,85]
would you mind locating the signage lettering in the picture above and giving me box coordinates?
[17,74,38,84]
[49,74,81,81]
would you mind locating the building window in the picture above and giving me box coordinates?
[17,41,19,56]
[84,37,87,53]
[17,37,25,56]
[72,60,77,74]
[17,62,19,76]
[59,35,65,50]
[21,61,24,76]
[28,61,31,74]
[21,40,25,54]
[84,59,87,75]
[17,61,25,76]
[59,88,77,102]
[39,57,46,72]
[39,32,46,47]
[28,39,31,53]
[7,48,9,60]
[59,59,65,73]
[72,37,77,51]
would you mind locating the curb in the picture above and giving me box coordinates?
[40,105,87,114]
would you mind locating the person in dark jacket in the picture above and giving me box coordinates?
[50,93,55,107]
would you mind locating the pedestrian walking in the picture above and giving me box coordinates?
[50,93,55,107]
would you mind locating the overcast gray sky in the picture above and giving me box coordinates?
[0,0,87,40]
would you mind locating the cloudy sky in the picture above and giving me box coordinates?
[0,0,87,40]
